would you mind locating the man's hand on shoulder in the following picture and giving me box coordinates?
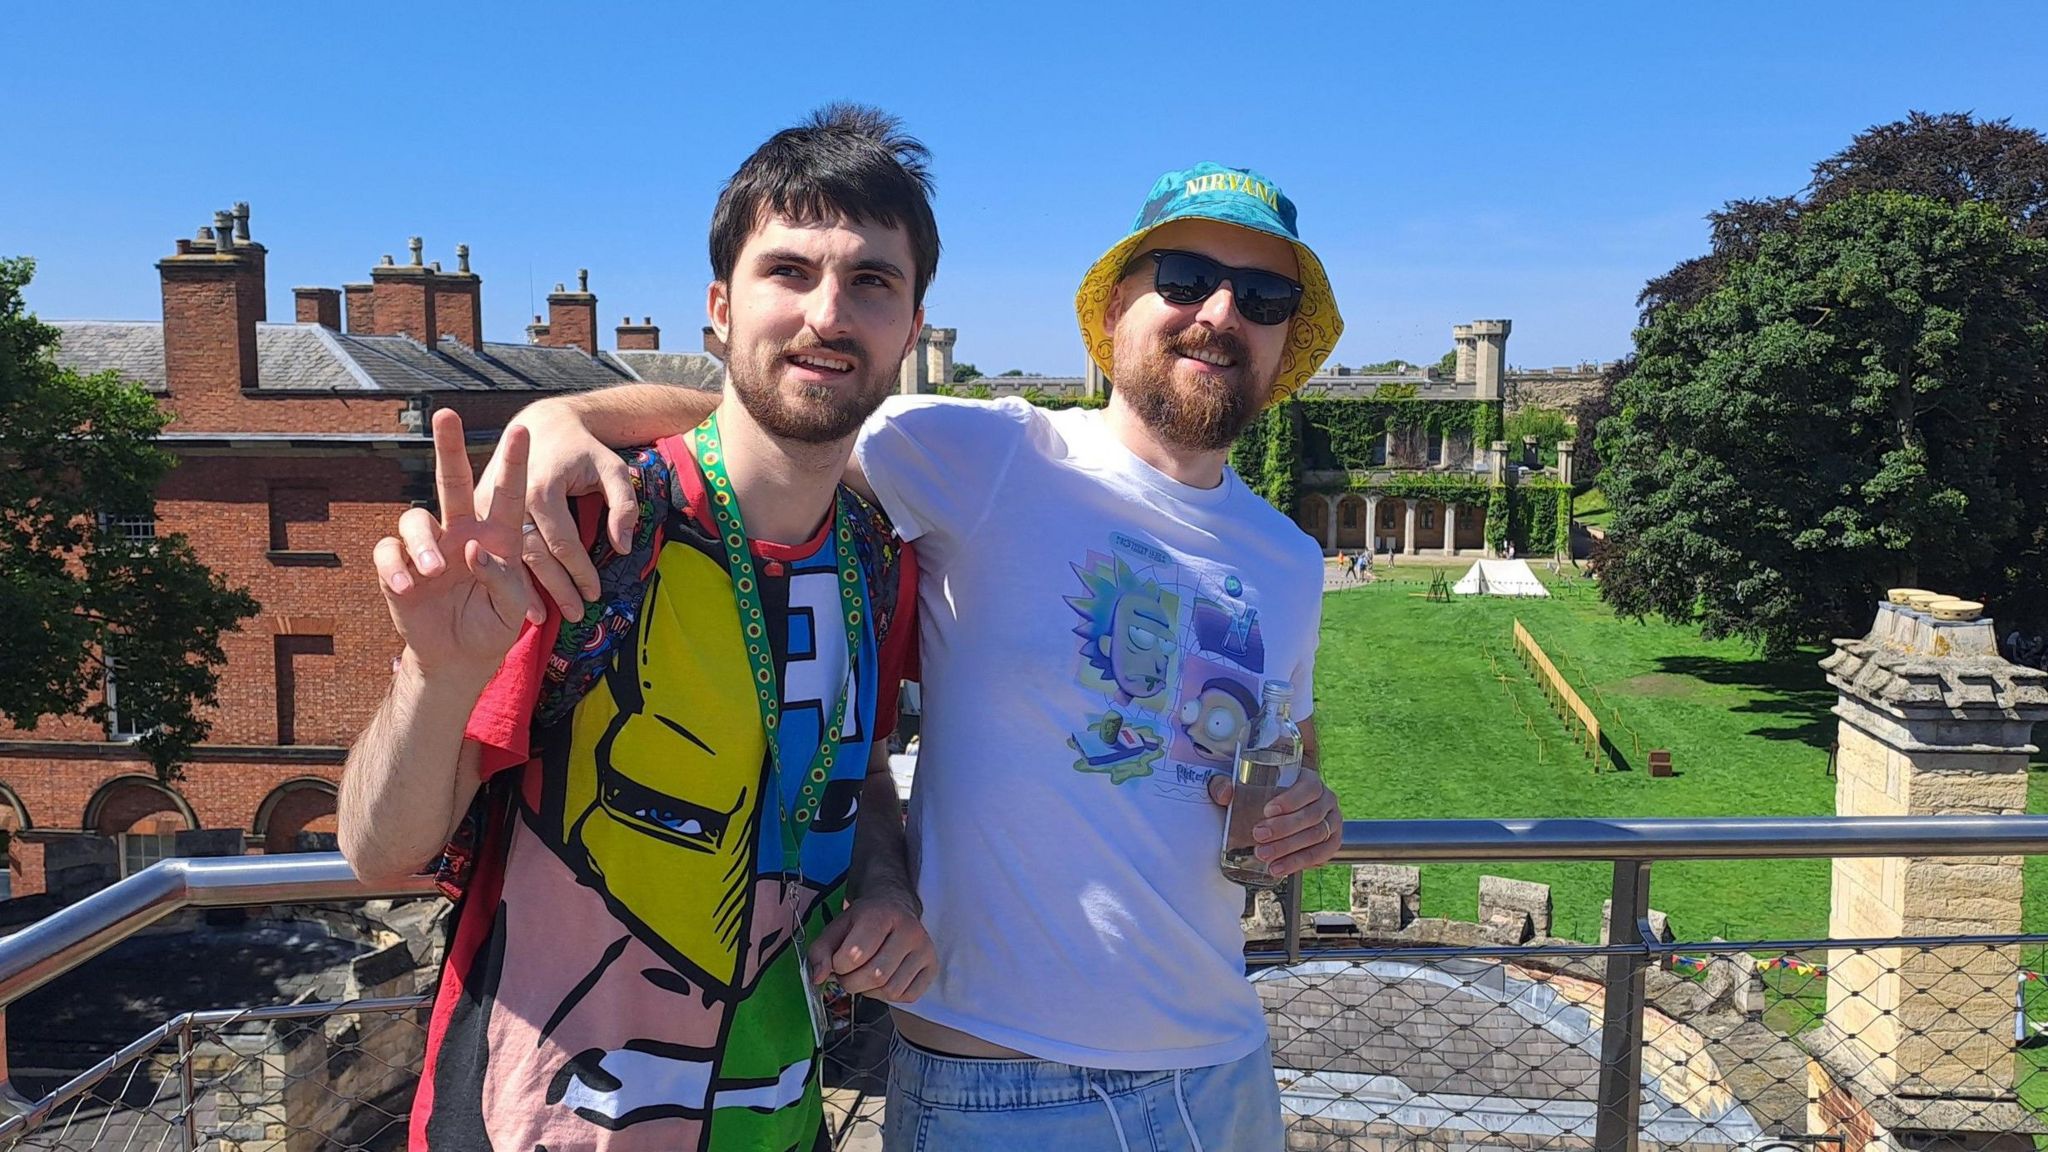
[805,891,936,1003]
[476,397,641,615]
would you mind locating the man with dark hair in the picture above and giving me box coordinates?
[503,160,1349,1148]
[338,104,937,1151]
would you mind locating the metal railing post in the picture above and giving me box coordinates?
[1283,872,1304,965]
[176,1014,199,1152]
[1594,858,1651,1152]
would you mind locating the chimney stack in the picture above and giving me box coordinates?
[616,315,660,351]
[538,271,597,356]
[703,325,727,360]
[527,314,550,344]
[294,287,341,330]
[431,242,483,349]
[343,283,375,334]
[368,235,438,343]
[158,205,267,403]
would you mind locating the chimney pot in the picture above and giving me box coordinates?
[213,211,235,250]
[382,254,395,266]
[431,261,442,272]
[232,202,250,241]
[643,316,651,325]
[175,239,192,255]
[534,314,542,324]
[456,243,471,274]
[555,282,566,293]
[408,236,424,266]
[577,268,589,293]
[198,226,215,241]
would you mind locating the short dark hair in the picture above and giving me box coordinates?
[709,104,940,305]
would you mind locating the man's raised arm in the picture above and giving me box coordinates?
[339,411,540,885]
[496,384,874,612]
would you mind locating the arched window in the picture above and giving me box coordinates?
[84,777,196,877]
[255,779,340,853]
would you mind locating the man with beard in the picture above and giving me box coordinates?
[338,105,937,1151]
[496,163,1346,1147]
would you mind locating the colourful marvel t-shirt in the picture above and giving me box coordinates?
[410,434,914,1152]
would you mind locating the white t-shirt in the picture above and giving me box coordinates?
[856,396,1324,1071]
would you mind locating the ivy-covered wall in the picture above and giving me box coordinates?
[1296,398,1489,470]
[1507,480,1572,555]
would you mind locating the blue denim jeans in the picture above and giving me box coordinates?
[882,1034,1284,1151]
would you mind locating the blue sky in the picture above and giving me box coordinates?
[5,1,2042,374]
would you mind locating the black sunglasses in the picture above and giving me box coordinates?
[1125,248,1304,326]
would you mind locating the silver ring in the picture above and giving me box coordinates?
[521,521,540,536]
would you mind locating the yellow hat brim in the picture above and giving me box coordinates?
[1073,222,1342,405]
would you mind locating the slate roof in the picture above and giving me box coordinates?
[610,350,722,390]
[48,321,648,394]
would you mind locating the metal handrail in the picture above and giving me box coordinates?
[6,815,2048,1149]
[0,853,436,1010]
[1331,814,2048,862]
[6,814,2045,1011]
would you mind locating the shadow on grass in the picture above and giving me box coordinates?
[1650,652,1836,749]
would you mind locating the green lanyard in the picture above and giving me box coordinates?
[691,413,868,869]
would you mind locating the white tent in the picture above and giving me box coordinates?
[1452,559,1550,598]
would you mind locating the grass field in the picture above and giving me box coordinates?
[1305,558,2048,942]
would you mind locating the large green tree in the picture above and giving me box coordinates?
[0,257,257,777]
[1596,194,2048,654]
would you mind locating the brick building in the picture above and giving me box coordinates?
[0,204,720,899]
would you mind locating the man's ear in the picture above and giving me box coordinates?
[706,280,730,343]
[1104,280,1130,329]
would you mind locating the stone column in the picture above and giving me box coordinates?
[1439,430,1453,470]
[1557,440,1577,488]
[1402,500,1417,556]
[924,327,955,391]
[1382,430,1395,466]
[1442,503,1458,556]
[1821,597,2048,1107]
[1084,360,1110,398]
[1364,495,1382,553]
[898,325,932,394]
[1324,500,1337,552]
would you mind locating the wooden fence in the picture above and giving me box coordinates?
[1513,618,1602,763]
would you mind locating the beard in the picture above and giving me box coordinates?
[1110,324,1272,452]
[727,329,897,445]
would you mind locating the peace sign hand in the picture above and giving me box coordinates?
[373,409,545,685]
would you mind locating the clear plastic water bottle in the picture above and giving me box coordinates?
[1220,680,1302,888]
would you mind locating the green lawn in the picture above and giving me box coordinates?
[1305,560,2048,941]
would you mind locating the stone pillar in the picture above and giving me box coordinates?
[897,326,931,394]
[1556,440,1577,488]
[1364,495,1381,553]
[1439,430,1453,470]
[924,327,955,390]
[1490,441,1509,486]
[1084,359,1110,398]
[1471,319,1510,402]
[1442,503,1458,556]
[1324,500,1337,552]
[1822,597,2048,1106]
[1402,500,1417,556]
[1381,430,1395,467]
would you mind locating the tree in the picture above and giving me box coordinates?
[1595,193,2048,655]
[1638,113,2048,324]
[998,368,1026,377]
[1570,356,1630,482]
[951,361,981,383]
[0,257,257,777]
[1435,349,1458,376]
